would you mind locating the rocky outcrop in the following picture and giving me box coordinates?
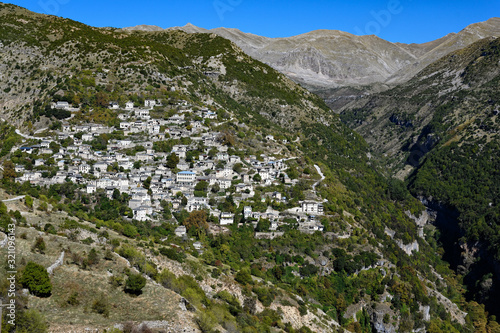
[405,210,429,227]
[385,228,419,255]
[419,305,431,322]
[427,288,467,325]
[396,240,419,255]
[366,303,397,333]
[0,231,7,248]
[47,251,64,275]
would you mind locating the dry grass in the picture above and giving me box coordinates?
[9,215,185,331]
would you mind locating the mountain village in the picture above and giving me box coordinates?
[12,99,326,239]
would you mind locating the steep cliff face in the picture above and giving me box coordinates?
[423,199,500,317]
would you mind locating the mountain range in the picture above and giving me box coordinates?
[124,18,500,92]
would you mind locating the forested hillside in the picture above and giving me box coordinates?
[341,36,500,318]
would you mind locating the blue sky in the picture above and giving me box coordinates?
[4,0,499,43]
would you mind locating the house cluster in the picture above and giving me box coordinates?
[15,100,325,234]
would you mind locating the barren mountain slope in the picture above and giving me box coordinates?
[125,18,500,90]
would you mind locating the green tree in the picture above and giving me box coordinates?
[211,183,220,193]
[256,219,270,232]
[25,195,33,209]
[2,160,16,180]
[235,268,253,285]
[123,224,138,238]
[183,210,209,237]
[232,163,243,174]
[143,176,152,190]
[195,181,209,192]
[37,201,48,212]
[86,248,100,266]
[166,153,180,169]
[124,272,147,295]
[20,262,52,297]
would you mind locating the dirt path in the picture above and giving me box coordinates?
[312,164,325,191]
[1,195,26,202]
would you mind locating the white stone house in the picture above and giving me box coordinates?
[120,122,131,130]
[203,111,217,119]
[144,100,156,108]
[62,124,73,133]
[176,171,196,183]
[96,178,113,189]
[135,109,150,120]
[125,101,134,110]
[82,133,94,142]
[53,101,69,109]
[187,197,208,212]
[215,168,232,179]
[175,225,187,237]
[79,163,90,174]
[172,145,187,159]
[220,212,234,225]
[216,152,229,161]
[168,114,185,125]
[258,168,271,181]
[133,206,153,221]
[301,201,324,215]
[86,183,97,194]
[94,162,108,172]
[217,179,232,190]
[109,101,119,109]
[243,206,252,219]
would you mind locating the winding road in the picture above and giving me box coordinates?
[15,128,52,141]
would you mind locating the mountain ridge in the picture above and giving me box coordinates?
[123,18,500,91]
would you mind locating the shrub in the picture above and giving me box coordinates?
[15,308,48,333]
[215,290,240,307]
[86,248,100,266]
[91,297,110,317]
[253,286,275,307]
[124,272,146,295]
[66,292,80,306]
[235,268,253,285]
[299,304,308,316]
[159,247,186,263]
[109,274,124,288]
[31,236,46,254]
[20,262,52,297]
[118,244,145,268]
[43,223,56,234]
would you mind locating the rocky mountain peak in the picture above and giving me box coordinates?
[135,19,500,90]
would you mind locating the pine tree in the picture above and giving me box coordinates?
[20,262,52,297]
